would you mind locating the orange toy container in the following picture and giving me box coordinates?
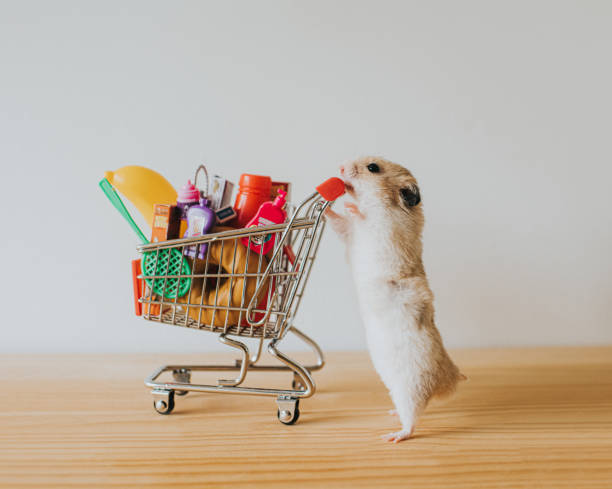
[232,174,272,227]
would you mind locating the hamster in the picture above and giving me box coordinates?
[325,156,465,443]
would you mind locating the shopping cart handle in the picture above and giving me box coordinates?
[316,177,345,201]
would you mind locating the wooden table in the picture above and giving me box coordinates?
[2,347,611,488]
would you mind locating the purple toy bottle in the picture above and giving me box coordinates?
[184,198,216,259]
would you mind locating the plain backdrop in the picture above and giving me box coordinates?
[1,1,611,353]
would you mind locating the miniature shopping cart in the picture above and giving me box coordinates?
[136,178,345,424]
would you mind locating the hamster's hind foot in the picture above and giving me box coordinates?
[382,428,414,443]
[388,409,398,416]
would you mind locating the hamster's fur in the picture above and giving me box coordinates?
[326,156,465,443]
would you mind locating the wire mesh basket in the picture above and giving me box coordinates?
[138,195,327,339]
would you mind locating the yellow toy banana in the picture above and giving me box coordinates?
[104,165,177,229]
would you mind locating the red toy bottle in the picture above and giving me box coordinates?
[241,190,287,255]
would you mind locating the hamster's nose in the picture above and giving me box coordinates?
[339,165,345,176]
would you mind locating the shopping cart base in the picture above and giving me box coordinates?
[144,326,324,424]
[172,368,190,395]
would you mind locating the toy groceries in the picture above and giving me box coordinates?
[99,178,191,299]
[173,230,271,327]
[270,181,291,202]
[151,204,181,243]
[101,168,346,304]
[131,259,160,316]
[215,205,236,223]
[183,198,215,259]
[242,189,288,255]
[176,180,200,219]
[131,259,143,316]
[176,179,200,236]
[232,174,272,227]
[104,165,177,228]
[210,175,234,209]
[100,177,149,243]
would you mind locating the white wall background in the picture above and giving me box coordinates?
[1,0,611,353]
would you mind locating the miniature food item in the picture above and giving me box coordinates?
[184,199,216,259]
[233,174,272,227]
[151,204,181,243]
[270,181,291,203]
[176,234,270,327]
[210,175,235,210]
[241,190,287,255]
[215,205,236,224]
[104,166,177,228]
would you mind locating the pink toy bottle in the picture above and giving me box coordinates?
[241,190,287,255]
[177,180,201,236]
[177,180,200,218]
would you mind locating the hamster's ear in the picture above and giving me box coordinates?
[400,186,421,207]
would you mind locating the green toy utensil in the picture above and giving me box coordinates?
[100,178,191,299]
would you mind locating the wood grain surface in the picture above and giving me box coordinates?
[1,347,611,488]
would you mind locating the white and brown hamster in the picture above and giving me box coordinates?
[326,156,465,443]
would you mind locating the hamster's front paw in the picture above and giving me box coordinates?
[381,428,414,443]
[344,201,365,219]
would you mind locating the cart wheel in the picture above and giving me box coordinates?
[152,390,175,415]
[277,398,300,425]
[172,368,191,396]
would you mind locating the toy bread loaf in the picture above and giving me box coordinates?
[175,230,270,327]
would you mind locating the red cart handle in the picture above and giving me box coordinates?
[316,177,345,201]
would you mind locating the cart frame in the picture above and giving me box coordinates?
[137,188,334,424]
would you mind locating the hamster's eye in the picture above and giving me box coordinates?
[366,163,380,173]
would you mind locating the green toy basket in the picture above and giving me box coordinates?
[100,178,191,299]
[141,246,191,299]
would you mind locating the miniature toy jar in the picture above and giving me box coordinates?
[232,174,272,227]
